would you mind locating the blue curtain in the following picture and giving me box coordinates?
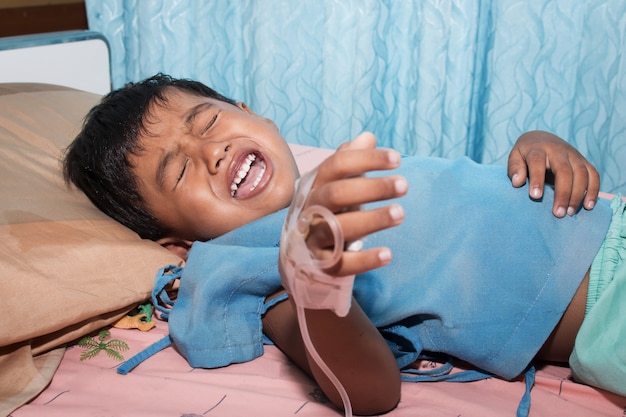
[86,0,626,194]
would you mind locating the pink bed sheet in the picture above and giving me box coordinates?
[12,322,626,417]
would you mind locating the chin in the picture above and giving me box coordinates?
[269,184,296,213]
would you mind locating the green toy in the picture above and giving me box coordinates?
[78,329,129,361]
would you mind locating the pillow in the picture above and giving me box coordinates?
[0,83,182,414]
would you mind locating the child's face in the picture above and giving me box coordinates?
[129,88,299,243]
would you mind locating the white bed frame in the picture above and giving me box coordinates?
[0,30,111,95]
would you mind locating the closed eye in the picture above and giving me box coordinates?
[174,158,189,189]
[201,113,219,135]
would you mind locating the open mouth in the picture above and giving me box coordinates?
[230,152,267,198]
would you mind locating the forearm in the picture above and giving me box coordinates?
[263,295,401,415]
[304,302,401,415]
[265,134,405,414]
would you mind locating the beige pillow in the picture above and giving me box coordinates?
[0,83,181,414]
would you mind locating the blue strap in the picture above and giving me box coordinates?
[117,265,182,375]
[152,265,183,320]
[516,365,536,417]
[260,292,289,346]
[380,324,422,369]
[261,291,288,314]
[401,362,492,383]
[117,335,173,375]
[380,321,541,415]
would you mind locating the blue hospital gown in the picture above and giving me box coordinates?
[165,155,612,380]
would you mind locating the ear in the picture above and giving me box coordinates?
[156,236,193,261]
[237,101,253,113]
[237,102,277,128]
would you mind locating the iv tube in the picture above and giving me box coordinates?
[293,205,352,417]
[296,303,352,417]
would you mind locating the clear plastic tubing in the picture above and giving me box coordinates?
[279,169,356,417]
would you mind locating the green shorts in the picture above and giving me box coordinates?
[570,195,626,396]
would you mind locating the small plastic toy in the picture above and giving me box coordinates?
[77,329,129,362]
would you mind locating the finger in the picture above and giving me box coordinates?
[307,204,405,250]
[549,157,574,218]
[524,149,549,200]
[326,247,393,276]
[340,204,405,243]
[308,175,408,212]
[564,157,591,215]
[507,149,529,188]
[335,131,377,152]
[583,163,601,210]
[347,131,377,150]
[315,147,402,185]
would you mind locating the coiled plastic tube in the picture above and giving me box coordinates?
[279,168,357,417]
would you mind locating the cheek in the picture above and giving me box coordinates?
[190,171,297,239]
[276,158,299,196]
[275,183,295,208]
[203,208,259,239]
[265,173,296,212]
[201,201,262,235]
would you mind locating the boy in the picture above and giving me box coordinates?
[64,74,623,415]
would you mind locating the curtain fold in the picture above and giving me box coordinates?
[86,0,626,194]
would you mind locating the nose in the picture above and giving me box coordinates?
[198,140,231,175]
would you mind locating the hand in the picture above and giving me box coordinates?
[303,132,408,276]
[508,130,600,217]
[275,132,405,412]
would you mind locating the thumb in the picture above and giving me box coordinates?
[347,131,377,150]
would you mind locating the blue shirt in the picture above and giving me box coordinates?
[165,156,612,379]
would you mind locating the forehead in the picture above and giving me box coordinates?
[146,88,211,118]
[142,88,220,136]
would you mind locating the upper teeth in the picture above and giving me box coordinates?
[230,153,266,196]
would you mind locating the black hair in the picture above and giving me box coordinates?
[63,73,237,240]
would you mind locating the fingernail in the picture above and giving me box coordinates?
[388,150,401,164]
[531,187,541,199]
[555,206,566,217]
[567,207,575,216]
[586,200,595,210]
[395,177,408,194]
[389,204,404,221]
[378,248,392,263]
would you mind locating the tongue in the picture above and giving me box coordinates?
[236,162,264,197]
